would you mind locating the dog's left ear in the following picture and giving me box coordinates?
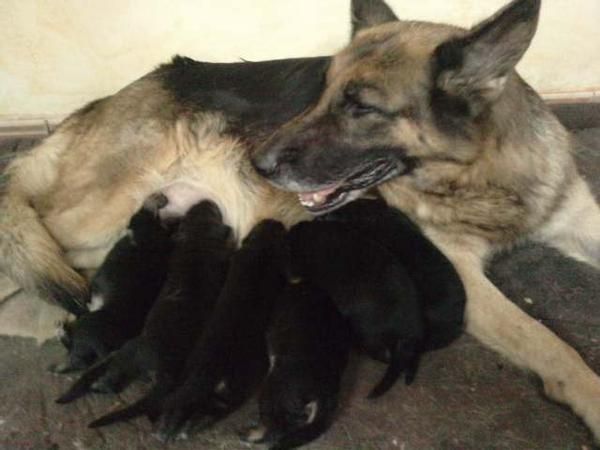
[433,0,541,106]
[351,0,399,38]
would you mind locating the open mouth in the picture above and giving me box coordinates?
[297,160,399,214]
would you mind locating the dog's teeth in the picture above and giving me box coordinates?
[298,194,315,207]
[298,192,328,207]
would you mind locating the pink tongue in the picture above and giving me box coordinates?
[298,186,338,205]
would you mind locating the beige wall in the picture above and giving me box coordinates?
[1,0,599,118]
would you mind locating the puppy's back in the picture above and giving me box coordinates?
[323,199,466,350]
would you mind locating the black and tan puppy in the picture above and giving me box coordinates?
[56,201,234,419]
[289,216,424,398]
[52,204,173,373]
[155,220,287,442]
[242,281,351,450]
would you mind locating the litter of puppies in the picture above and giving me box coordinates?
[53,198,466,449]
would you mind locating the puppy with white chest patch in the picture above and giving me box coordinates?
[155,220,287,442]
[52,203,173,373]
[242,280,351,450]
[56,201,234,419]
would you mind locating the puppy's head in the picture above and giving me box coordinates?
[253,0,541,214]
[127,205,171,244]
[174,200,232,243]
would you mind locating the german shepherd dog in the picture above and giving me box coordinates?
[1,0,599,441]
[252,0,600,441]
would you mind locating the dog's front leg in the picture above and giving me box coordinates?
[427,231,600,441]
[534,177,600,270]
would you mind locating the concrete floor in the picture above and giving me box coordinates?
[0,120,599,449]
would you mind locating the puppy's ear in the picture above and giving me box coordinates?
[433,0,540,110]
[351,0,399,38]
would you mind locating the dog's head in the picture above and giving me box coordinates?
[253,0,541,214]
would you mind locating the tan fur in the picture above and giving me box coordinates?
[0,73,308,313]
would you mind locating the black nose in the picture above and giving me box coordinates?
[252,147,300,179]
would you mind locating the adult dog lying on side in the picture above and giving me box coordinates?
[0,0,599,442]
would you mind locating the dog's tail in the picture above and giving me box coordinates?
[368,339,421,399]
[89,385,167,428]
[0,147,88,315]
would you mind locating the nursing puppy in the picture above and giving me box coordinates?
[242,281,351,450]
[321,199,466,352]
[56,201,233,415]
[155,220,287,442]
[52,205,173,374]
[289,216,424,398]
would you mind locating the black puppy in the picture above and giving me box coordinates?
[242,281,351,450]
[52,205,173,373]
[155,220,287,442]
[56,201,234,423]
[289,219,423,398]
[322,199,466,352]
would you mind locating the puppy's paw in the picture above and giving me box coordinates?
[154,404,192,443]
[239,423,269,444]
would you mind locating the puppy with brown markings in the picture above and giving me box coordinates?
[242,281,351,450]
[51,204,173,374]
[56,201,233,415]
[155,220,287,442]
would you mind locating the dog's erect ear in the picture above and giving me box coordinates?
[433,0,541,105]
[351,0,399,38]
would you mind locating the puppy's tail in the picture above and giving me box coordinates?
[368,339,421,399]
[89,386,166,428]
[0,154,88,315]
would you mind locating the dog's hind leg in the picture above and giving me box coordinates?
[533,177,600,269]
[427,231,600,442]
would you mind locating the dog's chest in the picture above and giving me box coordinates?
[378,176,529,244]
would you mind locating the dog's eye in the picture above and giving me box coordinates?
[343,90,381,117]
